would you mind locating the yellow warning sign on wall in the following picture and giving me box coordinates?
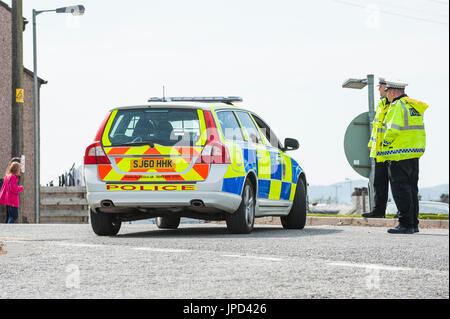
[16,88,24,103]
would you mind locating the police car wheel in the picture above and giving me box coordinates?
[90,209,121,236]
[226,179,255,234]
[156,216,181,229]
[281,179,307,229]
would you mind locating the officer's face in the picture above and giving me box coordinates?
[386,89,396,102]
[379,84,387,98]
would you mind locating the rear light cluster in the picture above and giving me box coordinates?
[196,142,231,164]
[195,111,230,165]
[84,142,111,165]
[84,112,112,165]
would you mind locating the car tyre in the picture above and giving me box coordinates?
[90,209,121,236]
[156,216,181,229]
[226,179,255,234]
[281,179,307,229]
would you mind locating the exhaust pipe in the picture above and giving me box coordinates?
[190,200,205,208]
[101,200,114,208]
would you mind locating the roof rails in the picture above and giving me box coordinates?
[147,96,243,105]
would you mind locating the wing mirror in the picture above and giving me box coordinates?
[282,138,299,152]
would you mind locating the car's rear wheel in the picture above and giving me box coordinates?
[226,179,255,234]
[156,216,181,229]
[90,209,121,236]
[281,179,307,229]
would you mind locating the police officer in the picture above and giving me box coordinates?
[362,78,390,218]
[377,80,428,234]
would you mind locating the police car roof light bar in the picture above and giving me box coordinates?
[148,96,243,104]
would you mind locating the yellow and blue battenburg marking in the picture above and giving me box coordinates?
[221,145,302,202]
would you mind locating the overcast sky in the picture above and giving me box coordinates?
[6,0,449,187]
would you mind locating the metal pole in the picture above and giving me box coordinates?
[33,9,40,224]
[367,74,376,211]
[11,0,24,159]
[11,0,24,222]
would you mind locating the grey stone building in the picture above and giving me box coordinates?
[1,1,46,223]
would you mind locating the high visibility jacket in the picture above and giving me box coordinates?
[376,96,428,162]
[368,98,389,158]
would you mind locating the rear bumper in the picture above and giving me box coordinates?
[87,191,241,213]
[84,164,242,214]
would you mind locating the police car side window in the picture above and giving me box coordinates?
[235,111,263,144]
[252,115,282,149]
[216,111,244,141]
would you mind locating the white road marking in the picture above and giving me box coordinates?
[328,261,413,271]
[133,247,191,253]
[0,237,27,241]
[55,243,106,248]
[222,254,283,262]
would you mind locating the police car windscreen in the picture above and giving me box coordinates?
[108,109,202,147]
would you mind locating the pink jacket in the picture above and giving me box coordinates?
[0,174,24,207]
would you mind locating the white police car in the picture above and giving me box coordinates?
[84,97,307,235]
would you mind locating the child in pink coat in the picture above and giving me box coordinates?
[0,162,24,223]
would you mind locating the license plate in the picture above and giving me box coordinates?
[131,159,175,169]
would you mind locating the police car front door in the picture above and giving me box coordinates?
[250,114,293,214]
[234,112,272,201]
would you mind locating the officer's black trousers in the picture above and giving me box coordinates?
[373,160,389,216]
[387,158,419,228]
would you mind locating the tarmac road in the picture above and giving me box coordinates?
[0,223,448,299]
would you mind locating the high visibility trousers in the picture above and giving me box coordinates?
[387,158,419,228]
[373,159,389,216]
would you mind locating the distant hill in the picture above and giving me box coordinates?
[308,180,449,204]
[418,184,449,201]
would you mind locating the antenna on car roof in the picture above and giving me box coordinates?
[162,85,166,102]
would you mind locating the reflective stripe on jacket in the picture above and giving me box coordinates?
[368,98,389,158]
[376,96,428,162]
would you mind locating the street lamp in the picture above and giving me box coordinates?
[342,74,376,212]
[345,177,352,197]
[32,5,85,224]
[342,78,368,90]
[334,184,342,204]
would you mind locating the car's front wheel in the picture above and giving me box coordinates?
[226,179,255,234]
[90,209,121,236]
[281,179,307,229]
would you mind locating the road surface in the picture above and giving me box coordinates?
[0,223,448,299]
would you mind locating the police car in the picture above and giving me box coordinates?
[84,96,308,235]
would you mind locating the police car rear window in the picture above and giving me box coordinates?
[108,109,202,147]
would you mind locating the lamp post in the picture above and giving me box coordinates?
[32,5,85,224]
[342,74,376,211]
[345,177,352,198]
[334,184,342,204]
